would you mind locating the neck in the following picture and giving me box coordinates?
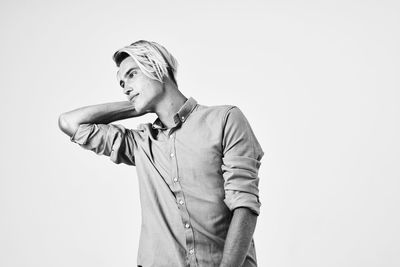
[154,82,187,129]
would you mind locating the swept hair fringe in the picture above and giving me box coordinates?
[113,40,178,85]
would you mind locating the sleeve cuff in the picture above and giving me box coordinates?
[223,190,261,216]
[70,123,93,145]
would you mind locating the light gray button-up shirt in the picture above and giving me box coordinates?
[70,97,264,267]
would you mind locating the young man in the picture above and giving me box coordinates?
[58,40,264,267]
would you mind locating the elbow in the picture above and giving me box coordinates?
[58,113,77,137]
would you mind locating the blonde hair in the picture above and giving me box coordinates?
[113,40,178,85]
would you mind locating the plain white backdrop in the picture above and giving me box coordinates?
[1,0,399,266]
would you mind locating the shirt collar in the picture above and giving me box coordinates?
[152,97,198,130]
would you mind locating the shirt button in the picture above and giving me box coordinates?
[170,153,174,158]
[170,135,174,139]
[179,199,184,205]
[185,223,190,228]
[173,177,178,182]
[189,249,194,255]
[181,116,185,120]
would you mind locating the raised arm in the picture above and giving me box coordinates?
[58,101,146,137]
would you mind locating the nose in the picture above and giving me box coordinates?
[123,86,133,96]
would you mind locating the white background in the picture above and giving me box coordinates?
[1,0,399,266]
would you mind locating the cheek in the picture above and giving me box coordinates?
[144,79,163,94]
[136,76,153,90]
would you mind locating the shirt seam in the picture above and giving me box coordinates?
[221,105,237,139]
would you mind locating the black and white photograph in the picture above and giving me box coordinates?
[0,1,399,267]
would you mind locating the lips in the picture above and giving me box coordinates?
[129,94,139,102]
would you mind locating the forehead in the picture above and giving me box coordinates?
[116,56,139,80]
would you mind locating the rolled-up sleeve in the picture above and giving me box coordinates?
[70,123,137,166]
[221,106,264,215]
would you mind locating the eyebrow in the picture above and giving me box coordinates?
[117,67,139,80]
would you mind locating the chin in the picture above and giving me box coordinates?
[133,104,142,112]
[133,102,146,113]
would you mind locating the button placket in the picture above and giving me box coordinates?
[168,129,197,265]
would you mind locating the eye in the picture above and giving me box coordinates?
[120,80,125,88]
[128,71,136,79]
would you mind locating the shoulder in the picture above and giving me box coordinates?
[194,103,238,122]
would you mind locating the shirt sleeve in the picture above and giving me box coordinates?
[70,123,137,166]
[221,106,264,215]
